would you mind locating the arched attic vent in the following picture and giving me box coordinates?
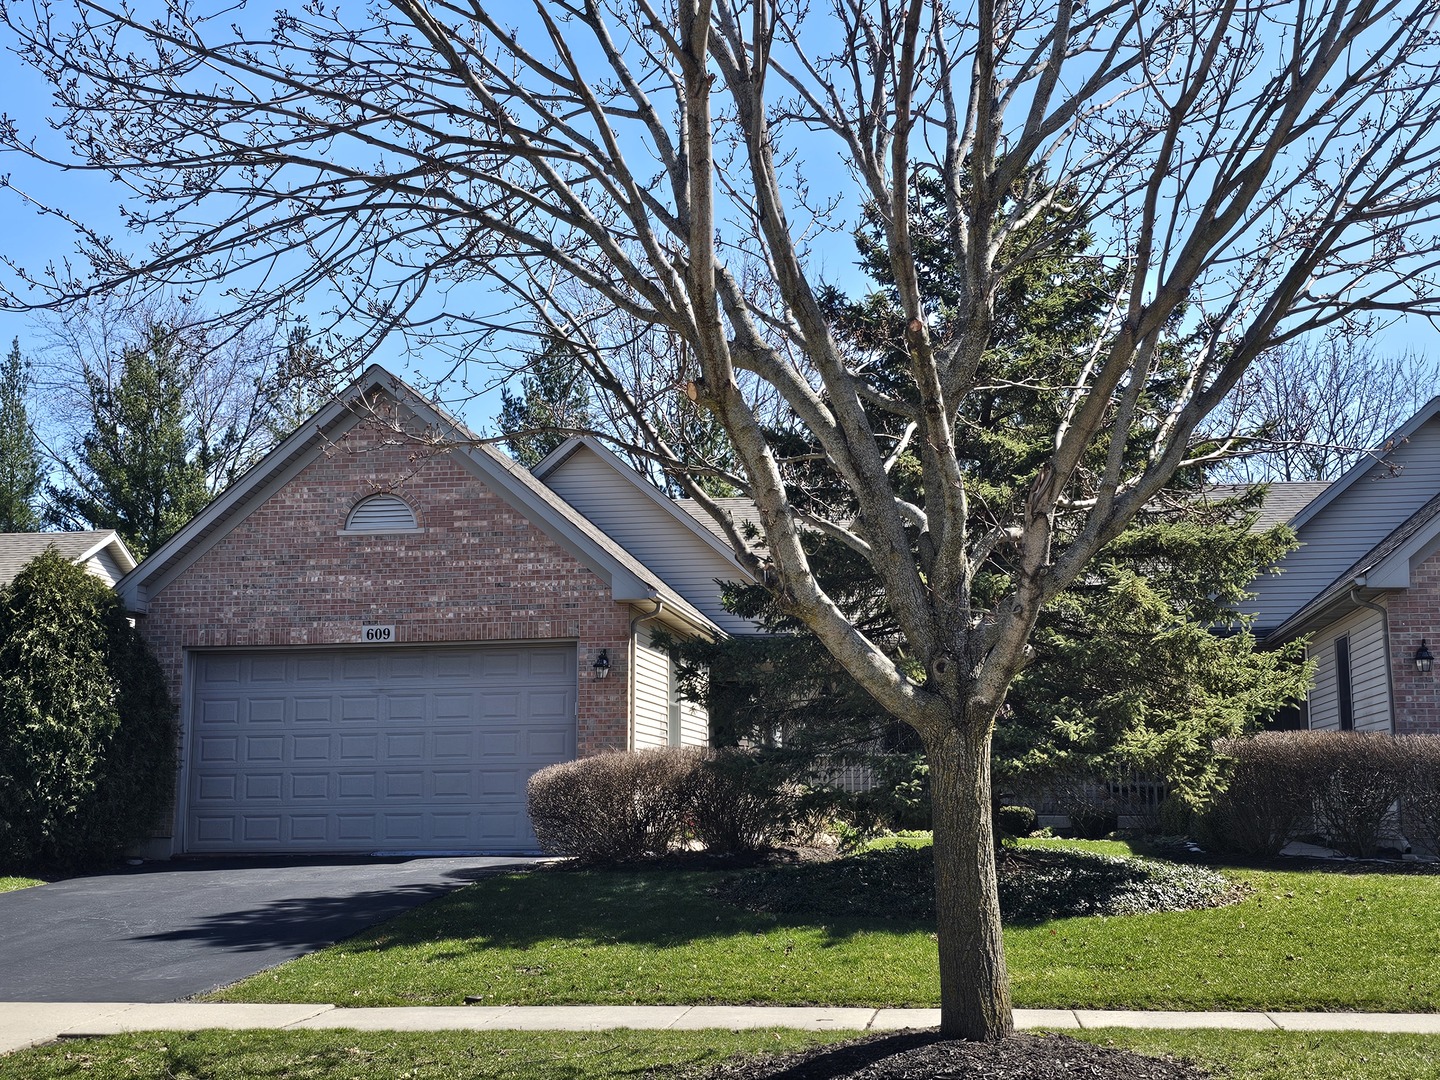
[345,493,419,532]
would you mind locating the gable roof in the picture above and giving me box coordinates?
[1203,481,1332,532]
[0,531,136,587]
[533,436,755,573]
[1281,396,1440,533]
[117,366,718,636]
[1269,487,1440,642]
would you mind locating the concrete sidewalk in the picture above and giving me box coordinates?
[6,1002,1440,1055]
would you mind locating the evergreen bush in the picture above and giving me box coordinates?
[687,749,830,854]
[0,548,176,869]
[995,804,1037,840]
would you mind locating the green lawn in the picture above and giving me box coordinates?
[0,876,44,892]
[210,845,1440,1012]
[5,1029,1440,1080]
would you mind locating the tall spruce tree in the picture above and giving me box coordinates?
[498,337,598,467]
[671,184,1310,811]
[0,338,43,531]
[47,325,210,557]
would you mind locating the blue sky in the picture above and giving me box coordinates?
[3,3,1438,442]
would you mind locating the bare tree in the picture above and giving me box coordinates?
[1213,336,1440,482]
[31,293,312,493]
[6,0,1440,1040]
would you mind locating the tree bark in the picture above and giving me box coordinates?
[926,719,1014,1040]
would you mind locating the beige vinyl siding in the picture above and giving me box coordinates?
[1308,604,1392,733]
[633,626,709,749]
[679,693,708,746]
[85,549,127,587]
[633,632,673,749]
[543,446,758,635]
[1248,420,1440,631]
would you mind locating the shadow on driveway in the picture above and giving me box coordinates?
[0,854,541,1002]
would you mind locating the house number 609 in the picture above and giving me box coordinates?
[362,625,395,643]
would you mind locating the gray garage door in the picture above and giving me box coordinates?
[186,645,576,854]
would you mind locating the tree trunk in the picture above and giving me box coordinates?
[926,720,1014,1040]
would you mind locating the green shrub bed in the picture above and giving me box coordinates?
[712,843,1236,923]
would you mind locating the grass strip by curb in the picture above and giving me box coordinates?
[7,1028,1440,1080]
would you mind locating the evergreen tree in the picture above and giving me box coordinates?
[498,338,598,467]
[0,339,43,532]
[0,548,177,869]
[47,325,210,557]
[671,184,1310,813]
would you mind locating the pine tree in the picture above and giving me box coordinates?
[498,338,598,467]
[47,325,210,557]
[0,338,43,532]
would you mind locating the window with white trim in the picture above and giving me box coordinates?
[345,494,419,532]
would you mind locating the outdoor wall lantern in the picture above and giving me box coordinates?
[593,650,611,680]
[1416,641,1434,674]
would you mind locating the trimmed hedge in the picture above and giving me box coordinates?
[1196,731,1439,858]
[527,747,821,863]
[527,748,697,862]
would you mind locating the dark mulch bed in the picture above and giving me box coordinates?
[713,843,1238,924]
[684,1032,1212,1080]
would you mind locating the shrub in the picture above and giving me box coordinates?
[1399,735,1440,853]
[0,549,177,870]
[1309,732,1410,857]
[688,749,830,854]
[995,804,1037,840]
[527,747,697,862]
[714,842,1234,923]
[1193,732,1321,856]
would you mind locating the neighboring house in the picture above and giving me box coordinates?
[0,530,136,589]
[1245,397,1440,736]
[117,365,757,858]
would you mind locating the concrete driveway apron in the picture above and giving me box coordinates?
[0,855,541,1002]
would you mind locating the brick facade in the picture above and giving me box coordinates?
[138,422,633,759]
[1383,547,1440,736]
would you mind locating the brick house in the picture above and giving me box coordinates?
[1247,397,1440,736]
[117,366,756,857]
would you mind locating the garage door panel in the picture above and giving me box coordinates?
[243,816,282,842]
[196,735,239,763]
[294,697,334,723]
[386,733,425,759]
[338,734,379,760]
[198,699,239,726]
[290,815,328,841]
[195,775,237,802]
[243,774,283,800]
[527,690,571,720]
[291,773,330,799]
[187,645,576,853]
[244,736,284,762]
[292,734,332,761]
[435,693,475,721]
[432,770,473,797]
[388,695,426,723]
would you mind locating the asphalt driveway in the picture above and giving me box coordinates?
[0,855,543,1002]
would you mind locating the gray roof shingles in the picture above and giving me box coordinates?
[0,531,128,587]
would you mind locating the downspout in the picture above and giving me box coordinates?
[628,599,665,751]
[1350,580,1397,734]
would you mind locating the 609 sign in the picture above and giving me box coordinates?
[361,624,395,643]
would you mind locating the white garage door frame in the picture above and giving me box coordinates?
[179,640,579,855]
